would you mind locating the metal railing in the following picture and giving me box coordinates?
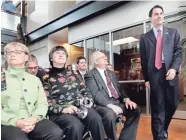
[119,80,150,115]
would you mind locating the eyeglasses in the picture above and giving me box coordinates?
[5,50,27,56]
[27,66,38,70]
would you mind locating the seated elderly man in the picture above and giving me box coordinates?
[85,51,140,140]
[1,42,63,140]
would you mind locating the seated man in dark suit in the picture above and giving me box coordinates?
[76,56,88,82]
[85,51,140,140]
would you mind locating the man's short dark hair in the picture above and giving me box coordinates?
[76,56,86,64]
[149,5,164,17]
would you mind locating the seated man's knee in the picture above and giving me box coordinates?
[104,109,116,122]
[135,107,141,116]
[87,108,102,122]
[49,125,64,139]
[68,120,85,134]
[132,107,141,119]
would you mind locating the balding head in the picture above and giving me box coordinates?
[91,51,108,69]
[26,54,38,75]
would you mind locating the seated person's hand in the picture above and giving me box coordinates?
[125,99,137,110]
[62,105,78,114]
[107,104,123,115]
[21,124,35,133]
[16,119,35,133]
[24,117,39,125]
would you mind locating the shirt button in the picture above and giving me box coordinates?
[24,89,27,92]
[28,102,31,105]
[2,106,4,109]
[22,78,25,81]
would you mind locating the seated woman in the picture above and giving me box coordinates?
[1,42,63,140]
[42,46,105,140]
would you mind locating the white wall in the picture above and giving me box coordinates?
[27,1,76,68]
[27,1,49,33]
[27,0,75,33]
[68,1,186,43]
[28,38,50,68]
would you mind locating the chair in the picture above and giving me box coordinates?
[82,128,93,140]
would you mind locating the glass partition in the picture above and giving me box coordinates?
[112,24,146,113]
[70,41,84,70]
[86,34,110,70]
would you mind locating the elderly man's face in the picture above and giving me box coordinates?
[52,50,67,65]
[5,45,28,67]
[26,60,38,75]
[95,53,108,68]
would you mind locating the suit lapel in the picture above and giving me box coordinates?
[77,70,84,82]
[93,68,109,93]
[148,29,156,46]
[162,27,169,52]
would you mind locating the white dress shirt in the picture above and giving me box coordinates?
[96,68,118,98]
[79,70,86,82]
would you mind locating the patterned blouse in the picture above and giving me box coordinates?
[42,66,93,115]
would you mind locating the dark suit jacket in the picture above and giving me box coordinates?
[140,27,182,86]
[77,70,85,82]
[85,68,128,106]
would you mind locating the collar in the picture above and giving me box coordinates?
[79,70,86,75]
[7,66,26,77]
[96,67,106,73]
[51,66,66,73]
[153,25,163,32]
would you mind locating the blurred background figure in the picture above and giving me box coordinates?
[66,64,72,70]
[26,54,46,82]
[1,61,8,73]
[1,0,18,14]
[76,56,87,82]
[106,64,114,71]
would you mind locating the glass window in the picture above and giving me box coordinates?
[112,24,146,113]
[112,24,143,80]
[69,41,84,69]
[86,34,110,70]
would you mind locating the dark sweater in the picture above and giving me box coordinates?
[42,66,93,115]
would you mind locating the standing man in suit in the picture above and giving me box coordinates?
[140,5,182,140]
[76,56,87,82]
[85,51,140,140]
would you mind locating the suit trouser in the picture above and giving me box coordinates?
[49,108,105,140]
[1,119,63,140]
[96,103,140,140]
[150,64,179,140]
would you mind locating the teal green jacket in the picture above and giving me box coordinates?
[1,67,48,126]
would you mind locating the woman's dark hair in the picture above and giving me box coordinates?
[49,46,68,66]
